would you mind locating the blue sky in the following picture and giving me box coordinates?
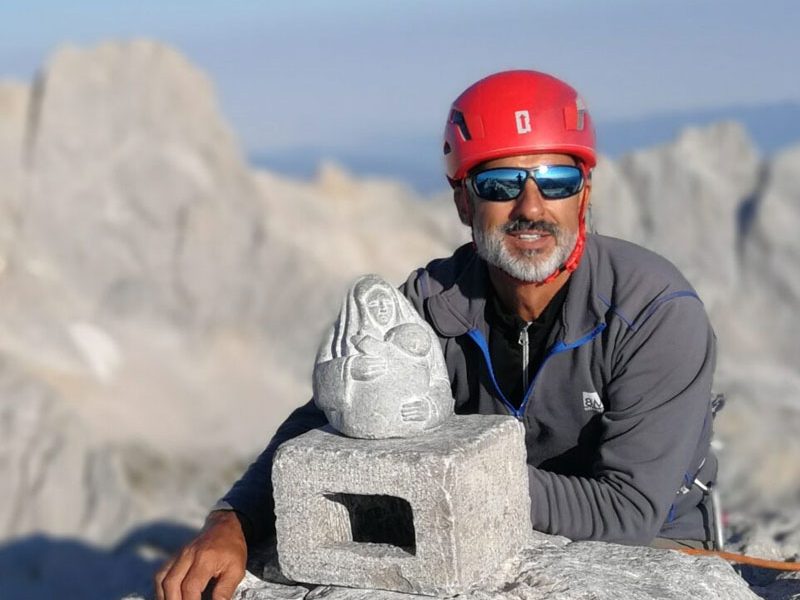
[2,0,799,173]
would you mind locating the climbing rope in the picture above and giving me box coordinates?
[679,548,800,572]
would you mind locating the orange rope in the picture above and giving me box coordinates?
[679,548,800,571]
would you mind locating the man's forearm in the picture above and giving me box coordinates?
[218,399,328,544]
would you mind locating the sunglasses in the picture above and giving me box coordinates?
[467,165,584,201]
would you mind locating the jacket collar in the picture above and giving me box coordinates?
[426,237,606,344]
[426,247,491,338]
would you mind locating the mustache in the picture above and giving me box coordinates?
[502,219,559,236]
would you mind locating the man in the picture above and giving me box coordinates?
[156,70,717,600]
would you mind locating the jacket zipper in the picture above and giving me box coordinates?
[519,323,531,395]
[467,323,606,420]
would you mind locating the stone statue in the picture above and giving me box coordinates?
[313,274,454,439]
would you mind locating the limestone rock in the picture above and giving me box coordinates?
[714,364,800,510]
[19,39,266,328]
[588,154,640,242]
[603,122,760,310]
[737,144,800,365]
[233,533,759,600]
[252,167,468,379]
[0,354,235,545]
[0,357,130,542]
[273,416,530,596]
[0,81,28,258]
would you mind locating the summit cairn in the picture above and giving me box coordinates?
[272,275,531,596]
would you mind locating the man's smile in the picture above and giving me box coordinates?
[502,220,558,252]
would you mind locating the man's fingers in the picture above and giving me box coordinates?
[154,557,175,600]
[211,564,246,600]
[158,549,195,600]
[154,511,247,600]
[179,558,218,600]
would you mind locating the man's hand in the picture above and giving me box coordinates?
[155,510,247,600]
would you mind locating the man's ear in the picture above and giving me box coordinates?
[453,185,473,227]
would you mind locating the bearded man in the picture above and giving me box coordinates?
[157,70,719,600]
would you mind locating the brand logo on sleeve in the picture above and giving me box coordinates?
[582,391,604,413]
[514,110,532,134]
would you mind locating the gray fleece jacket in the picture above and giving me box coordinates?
[220,234,717,545]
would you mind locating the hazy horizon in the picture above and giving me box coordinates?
[3,0,798,162]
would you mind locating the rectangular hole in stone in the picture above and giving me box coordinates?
[324,493,416,556]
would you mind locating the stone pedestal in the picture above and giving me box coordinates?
[272,414,532,596]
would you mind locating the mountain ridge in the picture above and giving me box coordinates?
[250,100,800,193]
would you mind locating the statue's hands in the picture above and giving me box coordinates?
[401,398,430,422]
[350,334,383,355]
[155,510,247,600]
[349,355,387,381]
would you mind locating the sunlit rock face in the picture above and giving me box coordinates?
[738,144,800,362]
[18,40,267,329]
[594,122,761,312]
[0,82,27,259]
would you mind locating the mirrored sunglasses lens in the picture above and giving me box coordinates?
[533,166,583,199]
[472,169,526,200]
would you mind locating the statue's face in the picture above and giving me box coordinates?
[366,287,395,328]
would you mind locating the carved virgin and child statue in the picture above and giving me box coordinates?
[313,274,454,439]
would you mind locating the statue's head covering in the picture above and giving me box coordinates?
[316,274,420,362]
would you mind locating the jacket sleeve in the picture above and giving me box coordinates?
[528,294,716,545]
[214,399,328,544]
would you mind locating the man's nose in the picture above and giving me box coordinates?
[511,177,546,220]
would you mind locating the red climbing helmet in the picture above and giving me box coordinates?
[443,70,596,183]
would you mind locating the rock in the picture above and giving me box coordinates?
[602,122,760,311]
[252,167,468,379]
[273,416,531,596]
[18,39,266,328]
[713,364,800,511]
[232,572,310,600]
[0,81,28,259]
[736,144,800,368]
[473,535,758,600]
[0,354,233,544]
[0,357,130,542]
[587,154,641,242]
[233,533,758,599]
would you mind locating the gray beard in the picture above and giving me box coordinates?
[472,220,577,283]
